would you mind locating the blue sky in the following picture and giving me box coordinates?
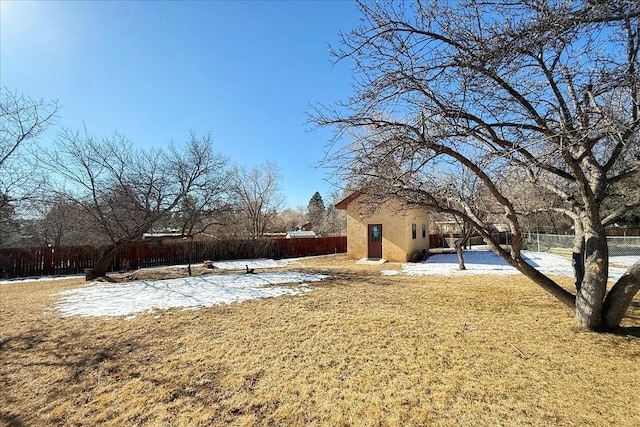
[0,0,360,208]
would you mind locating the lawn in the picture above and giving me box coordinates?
[1,254,639,426]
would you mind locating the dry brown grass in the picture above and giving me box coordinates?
[1,255,639,426]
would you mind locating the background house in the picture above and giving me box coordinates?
[335,192,430,262]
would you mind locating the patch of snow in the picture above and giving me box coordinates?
[0,274,84,286]
[55,271,327,318]
[381,270,399,276]
[385,250,634,282]
[212,258,291,270]
[610,256,640,267]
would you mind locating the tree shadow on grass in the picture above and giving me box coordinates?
[0,332,45,353]
[1,325,152,423]
[0,412,25,427]
[609,326,640,338]
[615,300,640,337]
[1,327,140,377]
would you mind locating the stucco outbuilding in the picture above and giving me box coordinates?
[335,192,430,262]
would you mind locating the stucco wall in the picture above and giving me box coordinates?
[345,197,430,262]
[404,207,430,259]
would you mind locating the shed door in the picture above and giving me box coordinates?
[368,224,383,258]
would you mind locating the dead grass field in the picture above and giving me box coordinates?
[1,255,639,426]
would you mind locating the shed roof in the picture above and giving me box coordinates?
[334,191,362,210]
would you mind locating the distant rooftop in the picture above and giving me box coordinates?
[285,230,317,239]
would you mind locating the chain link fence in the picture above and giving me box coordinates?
[522,233,640,258]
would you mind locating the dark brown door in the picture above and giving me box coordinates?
[368,224,382,258]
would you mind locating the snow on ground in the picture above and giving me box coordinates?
[0,274,84,286]
[3,253,637,318]
[381,250,636,282]
[610,256,640,267]
[55,271,328,318]
[211,258,291,270]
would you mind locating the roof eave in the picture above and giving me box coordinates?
[334,191,362,210]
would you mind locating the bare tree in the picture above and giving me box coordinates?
[26,197,99,248]
[423,169,491,269]
[40,131,229,277]
[325,190,347,235]
[271,206,308,232]
[0,196,21,248]
[174,150,231,276]
[230,162,284,238]
[314,1,640,330]
[0,88,58,238]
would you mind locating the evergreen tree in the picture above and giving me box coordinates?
[307,191,325,231]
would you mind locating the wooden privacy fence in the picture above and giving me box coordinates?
[0,236,347,279]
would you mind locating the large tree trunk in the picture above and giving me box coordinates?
[602,260,640,330]
[93,245,121,278]
[571,221,585,293]
[186,236,194,277]
[574,223,609,329]
[454,238,466,270]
